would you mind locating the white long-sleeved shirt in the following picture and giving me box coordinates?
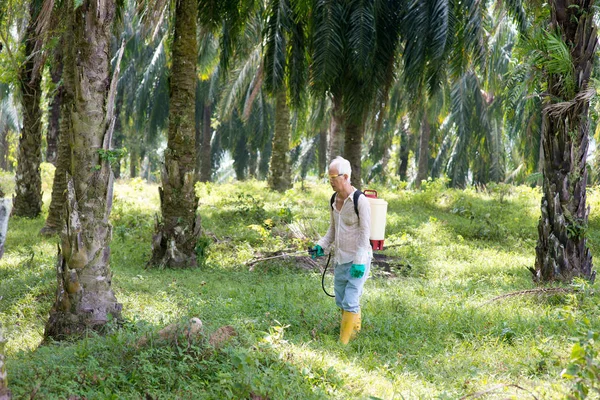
[317,188,372,265]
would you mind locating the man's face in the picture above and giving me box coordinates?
[328,167,345,192]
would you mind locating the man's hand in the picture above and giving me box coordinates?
[350,264,365,278]
[309,245,324,259]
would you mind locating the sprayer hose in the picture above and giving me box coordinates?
[321,253,335,298]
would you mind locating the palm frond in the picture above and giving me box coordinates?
[298,135,319,179]
[136,0,170,41]
[502,0,527,32]
[462,0,486,67]
[447,71,474,187]
[219,47,261,119]
[197,31,220,80]
[348,0,375,78]
[0,96,19,132]
[544,30,575,98]
[263,0,289,93]
[242,62,263,121]
[310,0,346,94]
[287,15,308,109]
[431,120,454,178]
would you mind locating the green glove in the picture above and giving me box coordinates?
[350,264,365,278]
[310,245,324,259]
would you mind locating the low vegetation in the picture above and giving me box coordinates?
[3,172,600,398]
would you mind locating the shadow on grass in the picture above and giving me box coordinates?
[8,315,351,399]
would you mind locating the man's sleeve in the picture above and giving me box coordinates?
[317,209,335,250]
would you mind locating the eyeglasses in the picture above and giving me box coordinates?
[328,174,343,180]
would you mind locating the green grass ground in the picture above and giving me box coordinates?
[2,173,600,399]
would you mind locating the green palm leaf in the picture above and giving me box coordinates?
[348,0,375,78]
[264,0,289,93]
[310,0,346,94]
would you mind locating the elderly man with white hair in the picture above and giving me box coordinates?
[311,156,372,344]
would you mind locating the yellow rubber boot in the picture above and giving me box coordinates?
[340,310,361,344]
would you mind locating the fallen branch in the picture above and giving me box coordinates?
[480,287,573,306]
[245,250,308,266]
[460,383,539,399]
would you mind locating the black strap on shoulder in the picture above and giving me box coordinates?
[330,192,336,211]
[330,191,363,218]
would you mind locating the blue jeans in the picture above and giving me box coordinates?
[334,260,371,313]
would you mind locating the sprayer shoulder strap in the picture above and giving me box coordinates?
[330,190,363,218]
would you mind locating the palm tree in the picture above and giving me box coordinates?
[532,1,596,282]
[13,0,44,218]
[263,0,309,192]
[45,0,122,339]
[310,0,403,188]
[150,0,200,268]
[403,1,525,188]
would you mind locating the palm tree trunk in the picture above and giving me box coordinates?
[129,143,138,178]
[397,123,410,180]
[46,44,63,165]
[489,119,503,183]
[327,95,344,162]
[45,0,121,339]
[40,80,71,235]
[41,42,69,236]
[318,130,327,178]
[258,130,271,179]
[344,120,363,189]
[14,0,43,218]
[0,127,7,171]
[199,103,212,182]
[248,149,258,179]
[415,112,430,189]
[112,95,124,179]
[533,0,596,282]
[268,89,291,192]
[151,0,200,268]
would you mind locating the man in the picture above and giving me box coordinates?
[312,156,372,344]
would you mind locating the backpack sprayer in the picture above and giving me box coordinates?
[312,189,388,297]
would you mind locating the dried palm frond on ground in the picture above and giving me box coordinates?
[246,250,411,278]
[479,287,574,307]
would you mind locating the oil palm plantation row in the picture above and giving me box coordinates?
[0,0,596,344]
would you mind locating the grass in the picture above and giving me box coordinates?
[2,171,600,399]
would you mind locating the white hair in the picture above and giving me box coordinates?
[330,156,352,179]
